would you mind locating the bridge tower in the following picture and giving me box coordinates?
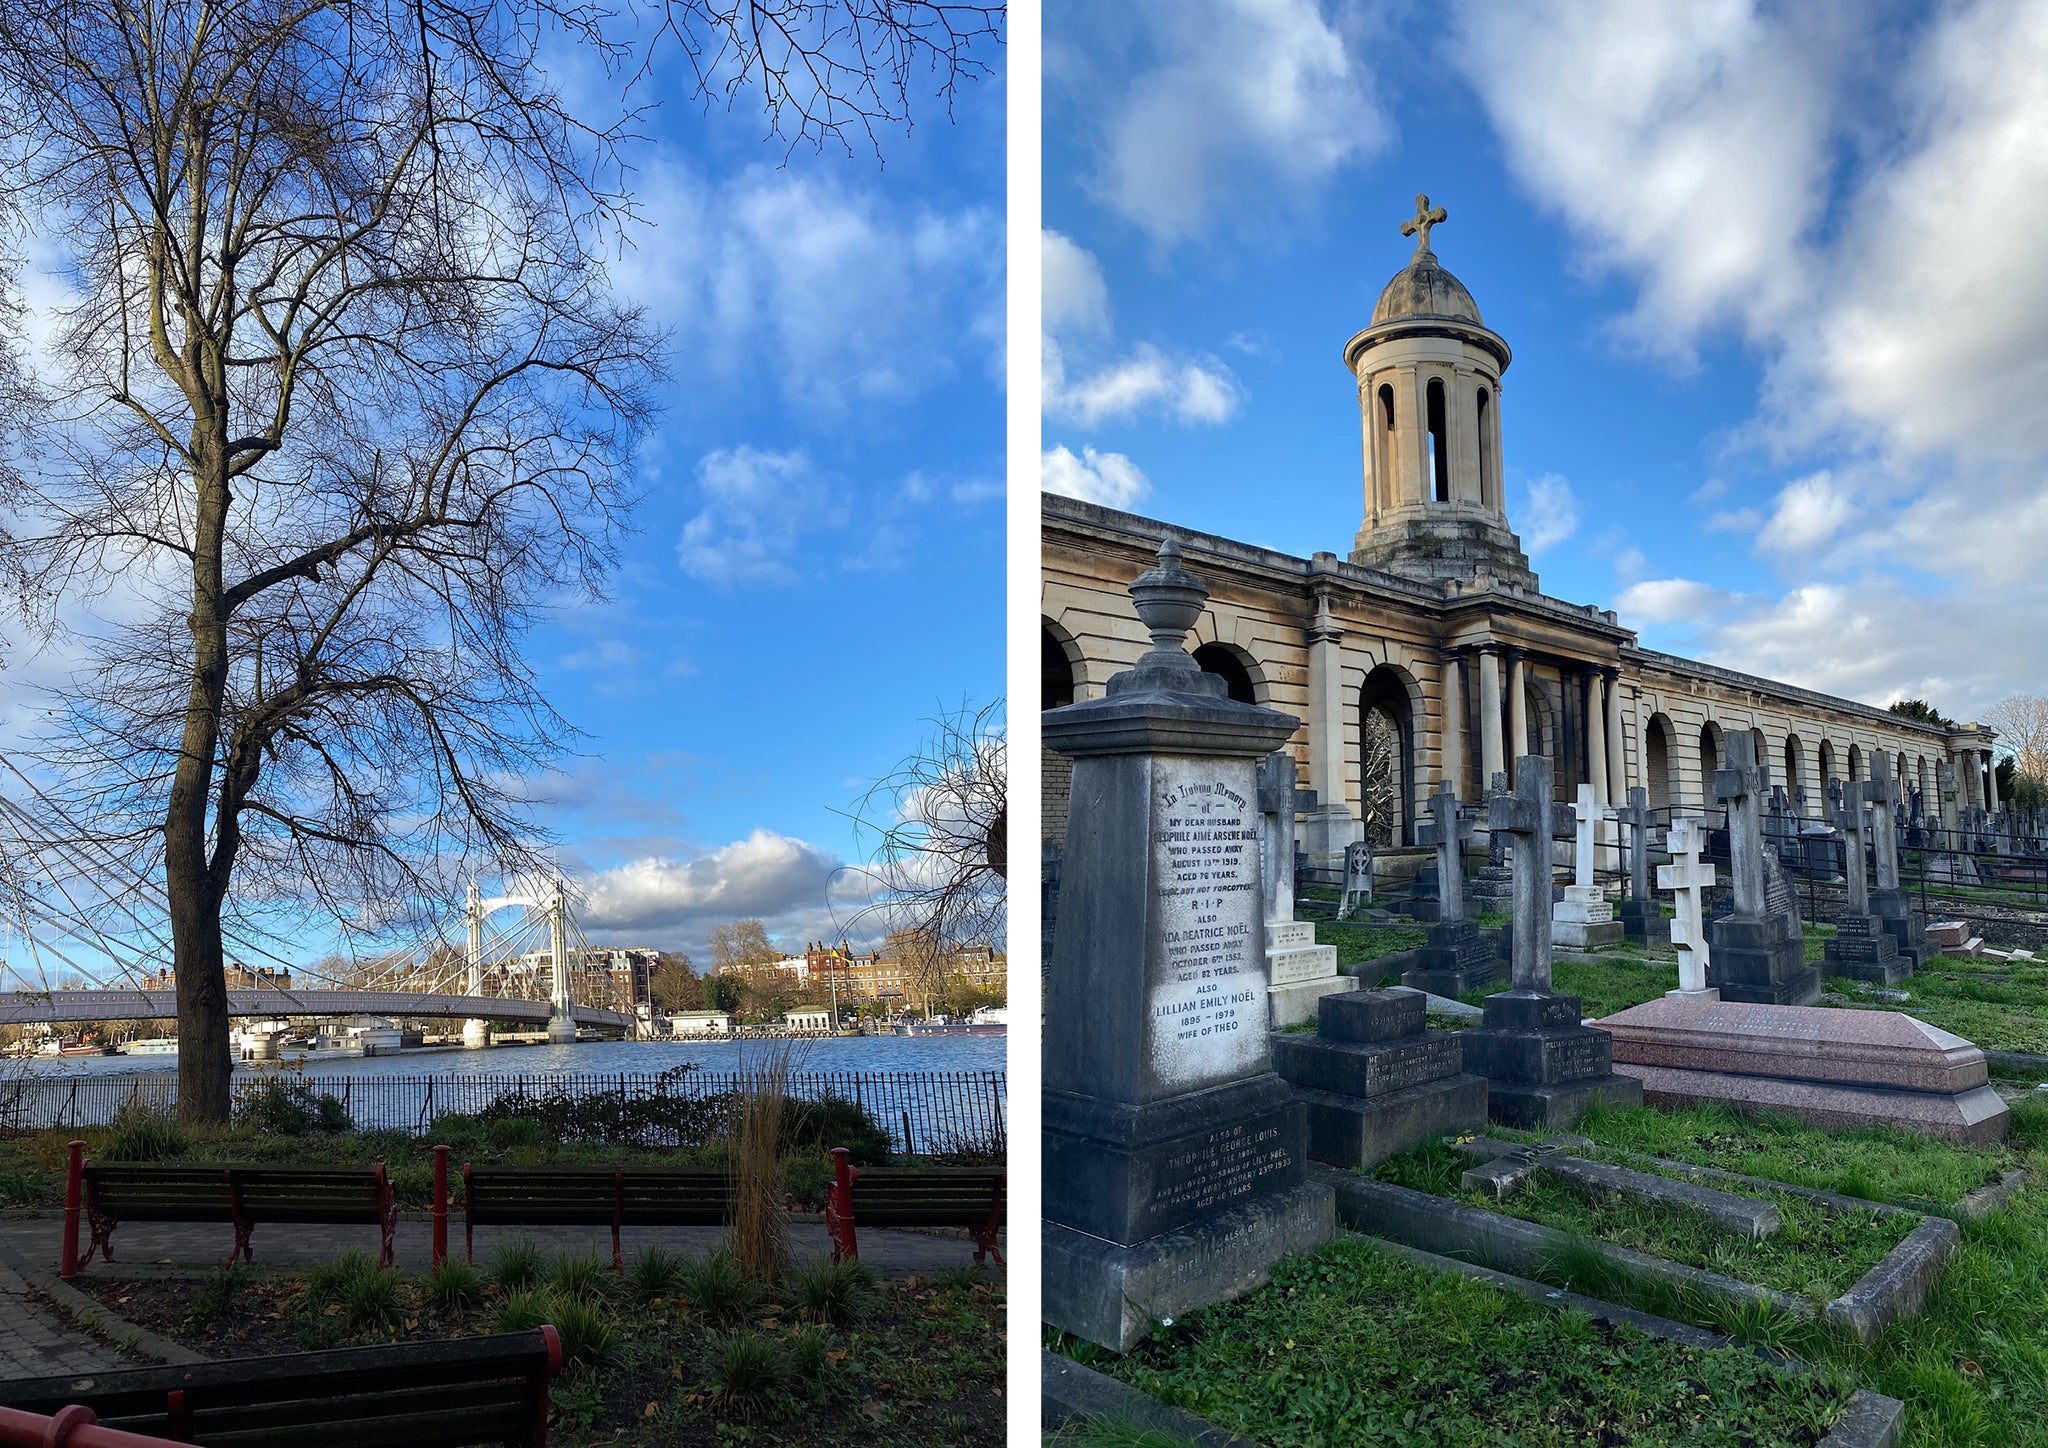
[546,873,576,1043]
[462,878,489,1049]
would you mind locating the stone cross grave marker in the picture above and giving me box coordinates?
[1418,779,1475,923]
[1868,752,1903,891]
[1257,750,1301,925]
[1713,731,1771,918]
[1486,770,1510,868]
[1659,818,1717,997]
[1615,787,1653,903]
[1572,783,1612,888]
[1340,839,1374,917]
[1938,762,1960,834]
[1833,781,1871,917]
[1490,755,1568,993]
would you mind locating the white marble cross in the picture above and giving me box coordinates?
[1659,817,1718,997]
[1572,784,1615,888]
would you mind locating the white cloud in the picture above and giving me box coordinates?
[1043,230,1111,336]
[1081,0,1389,246]
[1518,473,1580,552]
[1758,472,1853,557]
[1614,577,1737,627]
[675,447,845,587]
[1044,339,1241,428]
[1705,508,1762,535]
[1042,445,1151,511]
[577,829,852,952]
[614,161,1001,404]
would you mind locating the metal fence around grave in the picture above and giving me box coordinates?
[0,1069,1007,1157]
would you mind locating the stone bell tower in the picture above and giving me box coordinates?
[1345,195,1536,591]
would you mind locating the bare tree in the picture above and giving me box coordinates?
[1986,695,2048,789]
[0,0,1001,1123]
[839,699,1005,966]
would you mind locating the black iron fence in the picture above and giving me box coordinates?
[0,1069,1007,1156]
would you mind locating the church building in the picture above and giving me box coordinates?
[1042,198,1999,862]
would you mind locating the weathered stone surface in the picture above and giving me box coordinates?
[1598,998,1991,1093]
[1042,1180,1336,1353]
[1539,1154,1782,1241]
[1461,1149,1544,1200]
[1296,1072,1489,1169]
[1481,1073,1644,1130]
[1824,915,1909,984]
[1822,1217,1960,1345]
[1317,986,1425,1043]
[1271,1030,1465,1098]
[1614,1063,2011,1145]
[1267,973,1359,1027]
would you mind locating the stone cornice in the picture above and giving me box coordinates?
[1622,645,1953,741]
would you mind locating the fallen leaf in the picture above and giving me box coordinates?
[826,1350,850,1366]
[643,1403,657,1418]
[861,1401,886,1421]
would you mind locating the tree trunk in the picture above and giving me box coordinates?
[168,868,233,1124]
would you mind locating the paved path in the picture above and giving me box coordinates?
[0,1252,119,1380]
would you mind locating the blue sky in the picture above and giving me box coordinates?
[523,34,1007,956]
[1042,1,2048,736]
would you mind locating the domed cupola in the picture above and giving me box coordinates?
[1343,195,1534,592]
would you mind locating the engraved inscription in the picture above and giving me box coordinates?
[1148,758,1268,1091]
[1151,1120,1295,1218]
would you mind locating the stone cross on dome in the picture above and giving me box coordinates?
[1400,193,1448,259]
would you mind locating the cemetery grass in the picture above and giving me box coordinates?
[1052,1237,1855,1448]
[1370,1138,1915,1300]
[1828,955,2048,1056]
[1458,1099,2048,1448]
[73,1252,1004,1446]
[1312,921,1429,975]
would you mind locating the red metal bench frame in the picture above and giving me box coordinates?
[825,1147,1004,1268]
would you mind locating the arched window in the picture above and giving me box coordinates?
[1645,713,1677,813]
[1476,387,1493,506]
[1426,377,1450,503]
[1360,667,1418,847]
[1783,734,1805,811]
[1193,643,1259,704]
[1699,722,1725,808]
[1376,383,1396,509]
[1042,623,1078,711]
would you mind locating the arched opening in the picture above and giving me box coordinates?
[1426,377,1450,503]
[1476,387,1493,505]
[1645,712,1677,813]
[1699,722,1726,808]
[1042,620,1080,711]
[1847,743,1863,784]
[1783,733,1804,810]
[1819,740,1838,796]
[1376,383,1396,509]
[1360,666,1418,848]
[1751,729,1769,778]
[1192,643,1260,705]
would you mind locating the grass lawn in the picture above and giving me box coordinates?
[1056,1237,1856,1448]
[1441,1099,2048,1447]
[1828,956,2048,1056]
[1369,1137,1918,1301]
[1312,920,1429,976]
[75,1246,1003,1446]
[1545,955,1675,1016]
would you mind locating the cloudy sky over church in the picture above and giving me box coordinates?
[1043,0,2048,725]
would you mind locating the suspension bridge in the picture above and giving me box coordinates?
[0,762,631,1046]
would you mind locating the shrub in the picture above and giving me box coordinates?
[785,1258,877,1328]
[486,1117,550,1153]
[491,1290,547,1334]
[679,1250,758,1329]
[487,1240,545,1295]
[301,1248,398,1337]
[429,1257,483,1315]
[779,1093,893,1165]
[185,1263,252,1324]
[713,1331,792,1420]
[99,1106,189,1162]
[548,1248,611,1304]
[0,1167,38,1205]
[546,1293,617,1369]
[235,1078,349,1137]
[474,1064,725,1147]
[423,1113,490,1155]
[627,1245,686,1301]
[787,1326,829,1387]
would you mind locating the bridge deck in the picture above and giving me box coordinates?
[0,990,628,1029]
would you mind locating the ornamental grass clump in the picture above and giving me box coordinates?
[428,1256,483,1314]
[628,1245,686,1301]
[729,1041,795,1284]
[713,1330,792,1420]
[547,1247,611,1304]
[679,1249,758,1329]
[786,1257,877,1327]
[487,1239,545,1295]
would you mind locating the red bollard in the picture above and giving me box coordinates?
[431,1145,448,1270]
[60,1140,84,1280]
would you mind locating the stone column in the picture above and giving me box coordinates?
[1508,650,1529,761]
[1043,538,1332,1352]
[1586,671,1610,805]
[1604,668,1627,797]
[1985,750,1999,812]
[1440,652,1465,800]
[1478,647,1505,785]
[1301,584,1356,865]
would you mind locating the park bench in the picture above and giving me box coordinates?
[825,1147,1004,1268]
[0,1329,562,1448]
[457,1163,733,1269]
[61,1142,396,1278]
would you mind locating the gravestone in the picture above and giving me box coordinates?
[1339,839,1375,918]
[1706,732,1819,1006]
[1660,818,1717,998]
[1616,787,1659,942]
[1401,780,1501,997]
[1765,785,1798,865]
[1273,987,1488,1169]
[1822,784,1909,985]
[1457,755,1644,1129]
[1258,750,1355,1026]
[1929,764,1982,885]
[1865,754,1926,972]
[1469,771,1517,912]
[1553,783,1623,949]
[1042,539,1333,1352]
